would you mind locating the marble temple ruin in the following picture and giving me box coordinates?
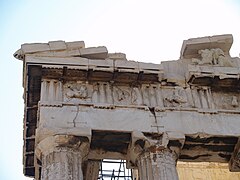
[14,34,240,179]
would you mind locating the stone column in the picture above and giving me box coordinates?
[36,135,90,180]
[132,169,139,180]
[83,160,100,180]
[41,147,84,179]
[128,131,185,180]
[137,150,178,180]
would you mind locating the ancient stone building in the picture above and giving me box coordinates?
[14,34,240,179]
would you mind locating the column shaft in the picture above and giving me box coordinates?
[137,151,179,180]
[84,161,100,180]
[41,148,83,180]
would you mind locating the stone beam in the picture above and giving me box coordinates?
[38,106,240,137]
[79,46,108,59]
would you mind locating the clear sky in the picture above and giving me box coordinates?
[0,0,240,179]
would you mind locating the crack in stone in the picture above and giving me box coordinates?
[72,106,79,127]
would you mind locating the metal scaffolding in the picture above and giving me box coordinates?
[98,159,133,180]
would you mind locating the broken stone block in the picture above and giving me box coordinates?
[66,41,85,49]
[79,46,108,59]
[49,41,67,51]
[108,53,127,60]
[21,43,50,53]
[67,49,81,57]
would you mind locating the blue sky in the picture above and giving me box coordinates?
[0,0,240,179]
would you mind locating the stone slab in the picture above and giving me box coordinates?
[49,41,67,51]
[22,43,50,53]
[108,53,127,60]
[25,55,89,66]
[66,41,85,49]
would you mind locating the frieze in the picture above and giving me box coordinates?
[39,79,240,112]
[62,82,206,110]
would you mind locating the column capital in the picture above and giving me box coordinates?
[127,131,185,168]
[35,134,90,160]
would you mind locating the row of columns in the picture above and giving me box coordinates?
[35,132,185,180]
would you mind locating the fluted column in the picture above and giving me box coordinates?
[137,150,178,180]
[84,160,100,180]
[41,147,84,179]
[36,135,90,180]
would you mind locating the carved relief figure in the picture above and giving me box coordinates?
[92,83,99,103]
[66,83,88,99]
[198,49,213,65]
[213,93,239,109]
[212,48,233,66]
[142,86,150,106]
[212,48,223,65]
[164,87,187,107]
[116,88,129,101]
[131,87,142,105]
[192,48,233,67]
[113,86,130,105]
[232,96,238,107]
[149,86,157,107]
